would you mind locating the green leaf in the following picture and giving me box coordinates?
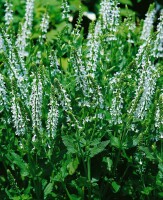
[67,157,79,175]
[118,0,133,6]
[62,136,77,154]
[139,147,155,161]
[120,8,135,17]
[6,152,29,177]
[158,163,163,172]
[141,187,153,195]
[13,195,32,200]
[112,181,120,193]
[90,140,109,158]
[156,171,163,187]
[44,183,53,199]
[110,136,121,149]
[158,192,163,197]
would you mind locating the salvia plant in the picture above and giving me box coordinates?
[0,0,162,199]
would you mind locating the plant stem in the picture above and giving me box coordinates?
[87,157,92,199]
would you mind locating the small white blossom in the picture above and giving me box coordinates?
[40,13,50,40]
[153,10,163,58]
[70,47,89,97]
[140,7,156,40]
[86,31,100,73]
[61,0,70,20]
[0,34,4,52]
[100,0,120,34]
[30,75,43,134]
[110,72,124,125]
[47,94,59,138]
[11,93,25,136]
[155,92,163,138]
[95,20,102,36]
[49,51,61,76]
[4,1,13,26]
[2,32,29,102]
[55,79,72,112]
[0,74,8,110]
[129,60,158,120]
[16,0,34,58]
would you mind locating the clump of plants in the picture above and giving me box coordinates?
[0,0,162,199]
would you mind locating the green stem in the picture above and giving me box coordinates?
[120,164,130,183]
[87,157,91,200]
[113,149,121,176]
[77,138,87,176]
[63,182,73,200]
[87,158,91,181]
[161,139,163,162]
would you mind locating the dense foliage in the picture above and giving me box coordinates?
[0,0,163,199]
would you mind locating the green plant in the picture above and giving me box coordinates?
[0,0,162,199]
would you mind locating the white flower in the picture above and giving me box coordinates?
[153,10,163,58]
[86,31,100,73]
[129,59,158,120]
[47,94,59,138]
[55,79,72,112]
[49,51,61,76]
[11,93,25,136]
[16,0,34,58]
[140,7,156,40]
[61,0,70,20]
[4,1,13,26]
[0,34,4,52]
[30,75,43,133]
[155,92,163,138]
[71,47,88,97]
[100,0,120,34]
[109,72,124,125]
[2,32,29,102]
[40,13,50,39]
[0,74,8,110]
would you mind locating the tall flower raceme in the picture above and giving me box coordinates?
[61,0,70,21]
[129,59,158,120]
[39,13,50,42]
[135,40,149,71]
[11,90,26,136]
[49,50,61,77]
[71,46,104,110]
[4,0,13,26]
[46,87,59,139]
[155,92,163,139]
[99,0,120,40]
[95,20,102,37]
[129,24,159,121]
[2,31,29,102]
[0,34,4,53]
[0,74,8,111]
[86,27,100,75]
[153,10,163,58]
[126,18,136,44]
[134,62,158,120]
[16,0,34,58]
[109,72,124,125]
[140,4,156,41]
[30,74,43,137]
[54,79,72,113]
[71,47,88,96]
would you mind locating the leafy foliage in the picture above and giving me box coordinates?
[0,0,163,199]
